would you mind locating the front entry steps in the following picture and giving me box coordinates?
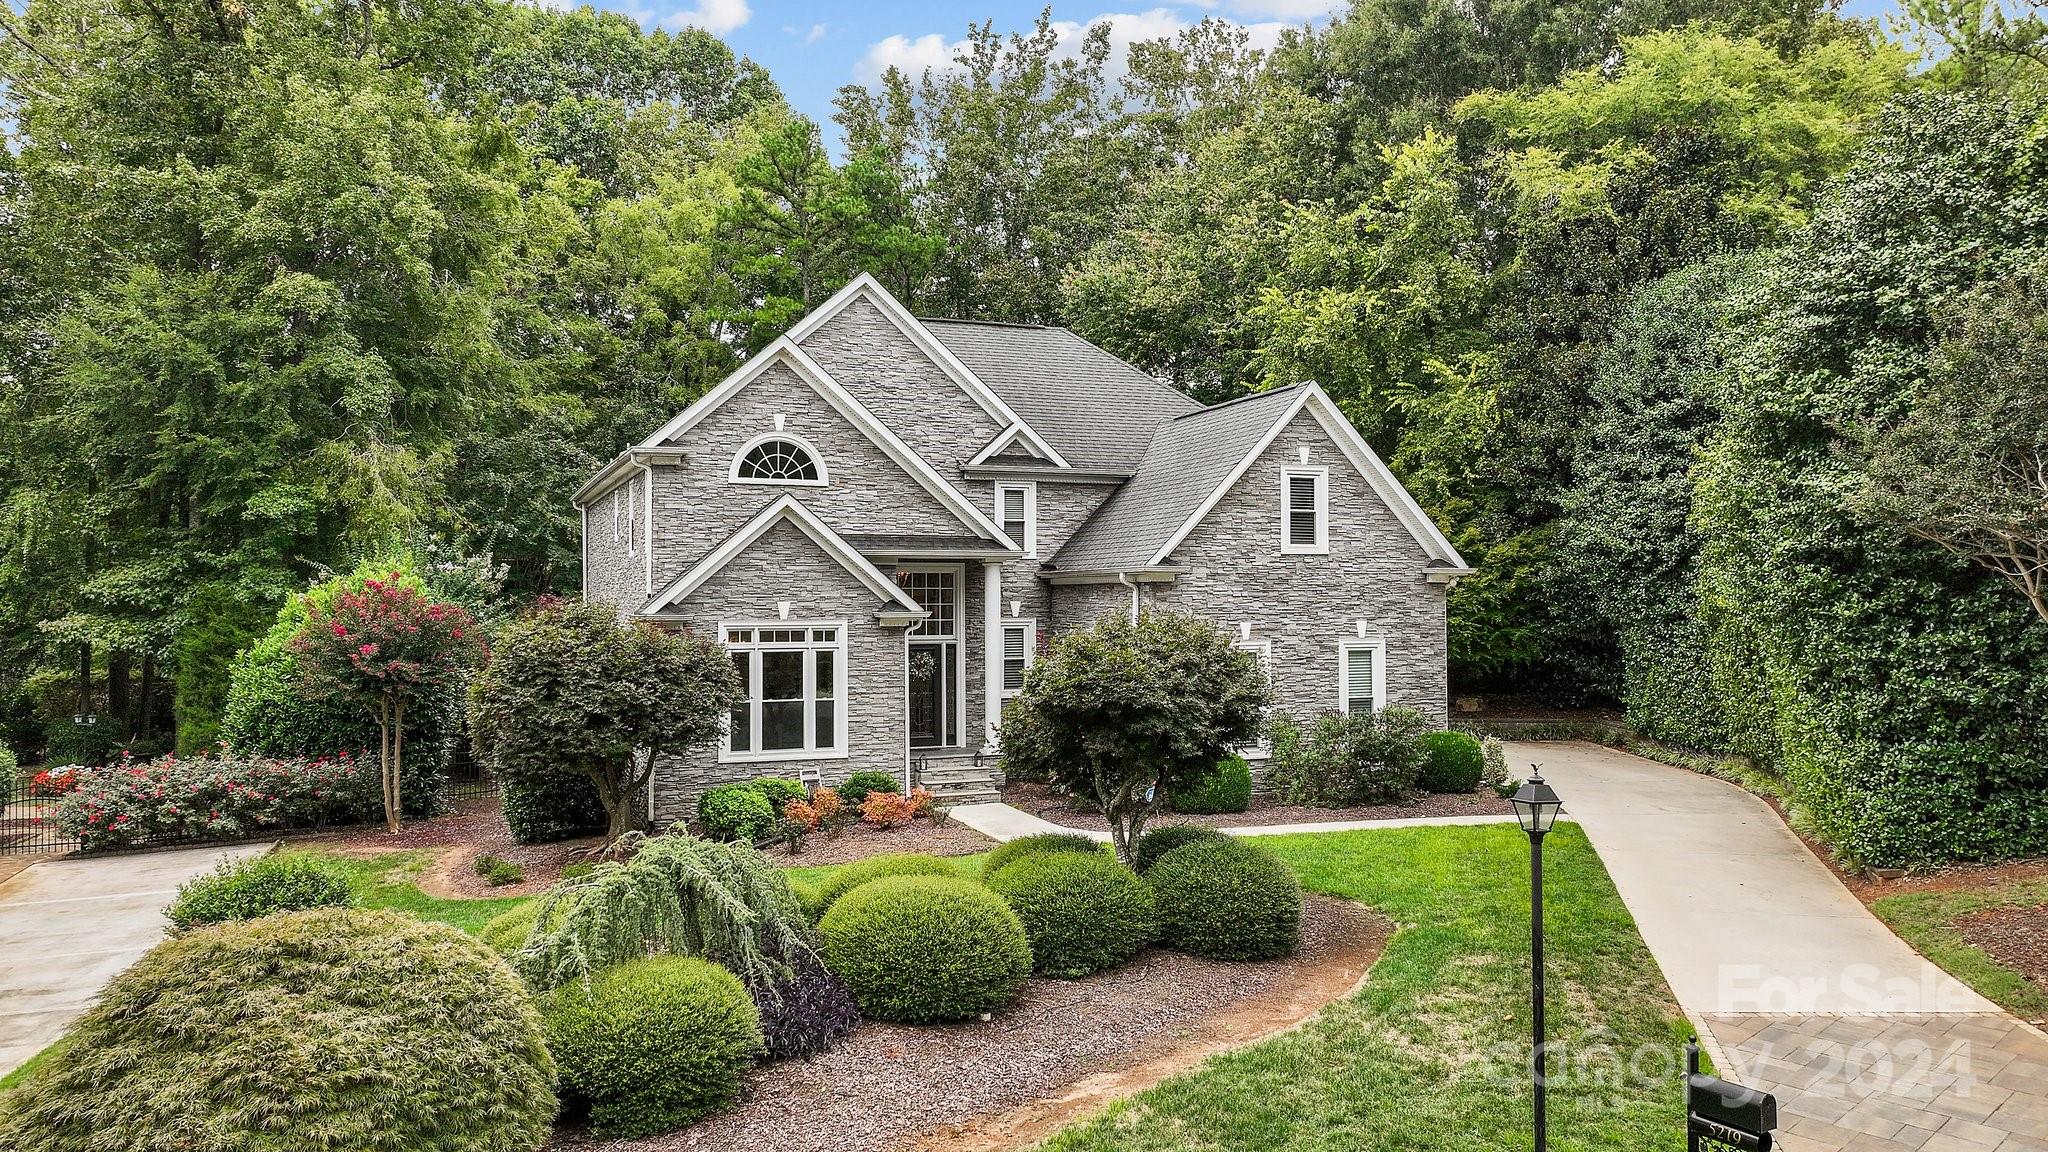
[911,752,1000,806]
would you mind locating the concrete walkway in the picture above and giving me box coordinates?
[948,801,1518,845]
[1513,741,2048,1152]
[0,844,268,1076]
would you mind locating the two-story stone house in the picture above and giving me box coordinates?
[576,275,1472,824]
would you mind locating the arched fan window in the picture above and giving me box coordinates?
[731,435,826,485]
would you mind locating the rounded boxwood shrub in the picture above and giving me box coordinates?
[697,782,777,843]
[1170,754,1253,815]
[0,908,555,1152]
[985,851,1157,977]
[1130,824,1232,874]
[502,770,608,844]
[981,831,1100,878]
[543,955,762,1138]
[1147,837,1302,961]
[818,876,1031,1022]
[805,852,958,920]
[748,776,806,811]
[1418,731,1486,793]
[163,853,354,932]
[836,769,901,807]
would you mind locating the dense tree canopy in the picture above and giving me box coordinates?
[2,0,2043,863]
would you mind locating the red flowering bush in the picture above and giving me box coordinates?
[292,575,484,832]
[859,790,912,829]
[53,751,380,851]
[29,767,83,797]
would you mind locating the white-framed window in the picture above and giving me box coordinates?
[1000,619,1037,698]
[1337,638,1385,715]
[1234,638,1272,758]
[721,622,847,762]
[730,434,827,486]
[996,482,1036,556]
[1280,466,1328,554]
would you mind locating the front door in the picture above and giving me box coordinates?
[908,641,955,748]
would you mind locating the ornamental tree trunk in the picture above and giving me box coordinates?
[377,692,406,834]
[1095,771,1157,866]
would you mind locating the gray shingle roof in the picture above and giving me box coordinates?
[1048,387,1304,572]
[920,320,1201,472]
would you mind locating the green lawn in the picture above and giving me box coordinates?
[1040,824,1692,1152]
[1871,875,2048,1020]
[290,850,533,934]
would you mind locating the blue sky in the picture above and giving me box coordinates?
[618,0,1905,142]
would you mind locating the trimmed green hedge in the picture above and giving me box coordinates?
[697,783,776,843]
[986,850,1157,977]
[836,770,901,806]
[1170,754,1252,814]
[1131,824,1231,874]
[163,854,354,931]
[543,956,762,1138]
[981,831,1100,878]
[0,908,555,1152]
[748,777,806,812]
[818,876,1031,1022]
[1418,732,1485,793]
[1148,837,1302,961]
[803,852,959,920]
[502,770,608,844]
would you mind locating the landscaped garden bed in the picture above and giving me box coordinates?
[584,893,1389,1152]
[1000,778,1512,830]
[1864,862,2048,1024]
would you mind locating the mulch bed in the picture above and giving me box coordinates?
[763,818,996,867]
[1001,780,1511,831]
[562,894,1391,1152]
[1953,903,2048,998]
[298,797,601,899]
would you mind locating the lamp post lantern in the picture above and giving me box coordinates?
[1511,770,1563,1152]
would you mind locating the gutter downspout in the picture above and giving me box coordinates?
[639,456,656,596]
[1117,571,1140,623]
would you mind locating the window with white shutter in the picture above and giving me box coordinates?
[1000,620,1036,697]
[996,483,1036,556]
[1280,467,1328,554]
[1234,639,1273,758]
[1338,639,1384,715]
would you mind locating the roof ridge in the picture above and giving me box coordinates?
[915,316,1051,330]
[1174,384,1304,421]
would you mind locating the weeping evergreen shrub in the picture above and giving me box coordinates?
[516,833,809,993]
[0,909,555,1152]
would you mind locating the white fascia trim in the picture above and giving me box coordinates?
[968,424,1065,469]
[641,494,927,617]
[636,338,1019,552]
[786,274,1071,469]
[1145,384,1470,570]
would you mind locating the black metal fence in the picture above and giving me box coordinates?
[1,763,498,858]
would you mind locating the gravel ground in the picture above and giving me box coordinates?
[561,894,1390,1152]
[1954,902,2048,997]
[763,818,996,866]
[1002,780,1512,830]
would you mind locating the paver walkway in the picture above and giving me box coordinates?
[1514,741,2048,1152]
[0,843,268,1076]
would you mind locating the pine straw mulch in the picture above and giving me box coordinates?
[558,894,1392,1152]
[1001,780,1511,832]
[1953,902,2048,1002]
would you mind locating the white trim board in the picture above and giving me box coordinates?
[785,274,1071,468]
[1146,383,1469,570]
[632,339,1020,552]
[641,495,928,619]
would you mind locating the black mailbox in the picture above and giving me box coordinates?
[1685,1041,1778,1152]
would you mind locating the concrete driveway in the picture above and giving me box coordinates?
[1515,741,2048,1152]
[0,844,269,1076]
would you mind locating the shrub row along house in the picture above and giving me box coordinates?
[577,275,1471,822]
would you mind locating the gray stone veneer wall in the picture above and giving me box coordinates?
[583,472,645,614]
[646,519,908,828]
[798,297,1006,475]
[1144,407,1450,724]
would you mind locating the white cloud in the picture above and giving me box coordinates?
[1224,0,1344,18]
[806,22,828,45]
[661,0,749,35]
[855,7,1302,87]
[857,32,973,83]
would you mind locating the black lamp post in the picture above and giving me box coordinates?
[1511,770,1564,1152]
